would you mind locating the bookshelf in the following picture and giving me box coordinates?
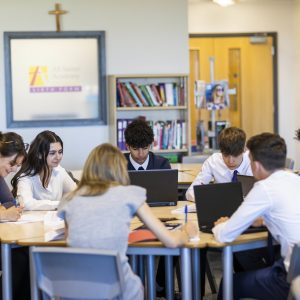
[108,74,190,157]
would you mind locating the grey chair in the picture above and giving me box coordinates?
[287,243,300,300]
[31,246,124,300]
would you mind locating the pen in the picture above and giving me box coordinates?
[12,198,19,207]
[184,204,188,224]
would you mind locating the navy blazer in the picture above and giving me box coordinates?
[0,176,15,208]
[125,151,171,170]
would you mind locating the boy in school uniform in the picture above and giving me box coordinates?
[124,119,171,170]
[213,133,300,300]
[186,126,252,202]
[124,118,171,297]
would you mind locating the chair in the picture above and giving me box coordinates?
[182,154,210,164]
[31,246,124,300]
[287,243,300,300]
[285,158,295,170]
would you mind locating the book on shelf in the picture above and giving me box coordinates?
[150,84,163,106]
[124,82,143,107]
[139,85,154,106]
[145,85,160,106]
[131,82,149,106]
[165,83,175,106]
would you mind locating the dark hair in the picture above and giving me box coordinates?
[12,130,63,196]
[124,119,154,148]
[246,133,286,171]
[218,127,246,156]
[0,131,27,159]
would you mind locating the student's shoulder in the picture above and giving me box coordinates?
[149,151,170,168]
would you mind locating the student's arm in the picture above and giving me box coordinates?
[0,206,22,221]
[185,159,214,201]
[136,203,198,248]
[212,184,270,243]
[17,177,59,211]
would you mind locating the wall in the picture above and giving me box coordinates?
[293,0,300,168]
[0,0,189,169]
[188,0,300,169]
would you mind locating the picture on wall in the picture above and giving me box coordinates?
[4,31,107,127]
[205,80,229,110]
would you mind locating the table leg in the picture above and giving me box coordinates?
[1,243,12,300]
[180,248,192,300]
[29,247,40,300]
[146,255,156,300]
[165,255,174,300]
[129,254,138,274]
[192,248,201,300]
[223,245,233,300]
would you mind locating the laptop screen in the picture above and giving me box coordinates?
[128,169,178,207]
[193,182,243,230]
[237,175,256,197]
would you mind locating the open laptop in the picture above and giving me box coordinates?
[194,182,267,234]
[128,169,178,207]
[237,174,257,197]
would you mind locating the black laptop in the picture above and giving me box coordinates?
[128,169,178,207]
[193,182,267,234]
[237,174,257,197]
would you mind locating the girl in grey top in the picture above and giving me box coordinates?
[58,143,197,300]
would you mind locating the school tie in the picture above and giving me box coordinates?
[231,170,239,182]
[138,166,144,170]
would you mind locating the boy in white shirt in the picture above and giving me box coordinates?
[213,133,300,300]
[186,127,252,202]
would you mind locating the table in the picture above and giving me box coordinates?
[1,203,206,300]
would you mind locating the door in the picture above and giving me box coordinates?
[189,35,275,148]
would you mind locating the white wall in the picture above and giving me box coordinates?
[0,0,189,169]
[188,0,300,169]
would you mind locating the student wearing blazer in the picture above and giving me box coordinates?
[124,118,171,170]
[213,133,300,300]
[0,131,30,300]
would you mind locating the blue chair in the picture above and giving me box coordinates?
[31,246,124,300]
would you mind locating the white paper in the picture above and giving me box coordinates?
[171,204,196,214]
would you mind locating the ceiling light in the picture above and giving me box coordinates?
[213,0,236,7]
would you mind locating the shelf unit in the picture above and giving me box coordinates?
[108,74,190,156]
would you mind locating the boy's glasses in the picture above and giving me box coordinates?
[216,88,224,92]
[0,141,29,151]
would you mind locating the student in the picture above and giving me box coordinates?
[0,131,30,300]
[213,133,300,300]
[58,143,198,300]
[186,126,252,202]
[11,130,76,210]
[124,119,171,170]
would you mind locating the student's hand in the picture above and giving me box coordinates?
[252,217,264,227]
[0,206,22,221]
[214,216,229,226]
[181,222,198,239]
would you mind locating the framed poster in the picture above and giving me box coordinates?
[4,31,107,127]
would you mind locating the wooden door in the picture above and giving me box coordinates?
[189,36,274,146]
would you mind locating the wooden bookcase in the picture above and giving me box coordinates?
[108,74,190,158]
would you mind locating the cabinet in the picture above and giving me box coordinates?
[108,74,190,157]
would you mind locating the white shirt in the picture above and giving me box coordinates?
[129,154,149,170]
[17,165,77,211]
[186,152,252,201]
[212,170,300,271]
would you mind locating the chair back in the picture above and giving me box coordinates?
[290,276,300,300]
[31,246,124,300]
[287,243,300,300]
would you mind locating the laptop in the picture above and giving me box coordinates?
[237,174,257,197]
[193,182,267,234]
[128,169,178,207]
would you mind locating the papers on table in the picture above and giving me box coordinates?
[171,204,196,214]
[0,211,45,224]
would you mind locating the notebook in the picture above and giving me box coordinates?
[237,174,257,197]
[128,169,178,207]
[194,182,267,234]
